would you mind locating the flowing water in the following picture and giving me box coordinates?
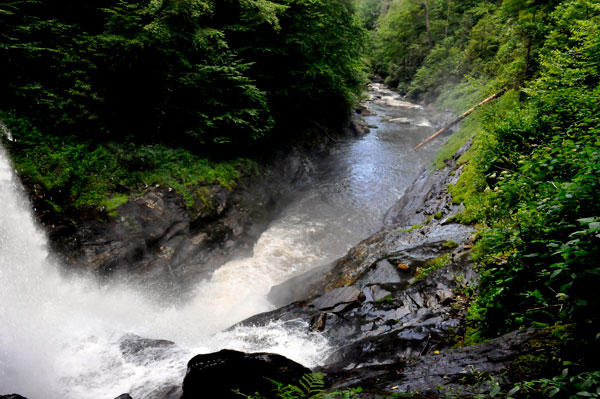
[0,84,445,398]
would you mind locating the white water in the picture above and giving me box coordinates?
[0,85,444,398]
[0,145,330,398]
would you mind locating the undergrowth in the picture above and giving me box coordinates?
[1,111,258,214]
[235,373,362,399]
[433,0,600,382]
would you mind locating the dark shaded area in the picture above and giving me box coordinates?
[181,349,311,399]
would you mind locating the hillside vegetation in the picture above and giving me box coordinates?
[0,0,366,213]
[358,0,600,396]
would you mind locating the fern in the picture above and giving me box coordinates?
[234,373,361,399]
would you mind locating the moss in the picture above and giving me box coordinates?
[397,224,423,233]
[103,194,129,217]
[413,253,452,283]
[44,199,64,214]
[434,211,443,220]
[442,240,459,250]
[373,295,394,304]
[432,123,475,170]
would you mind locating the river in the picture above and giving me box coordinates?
[0,84,445,398]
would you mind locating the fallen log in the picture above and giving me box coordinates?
[414,89,506,150]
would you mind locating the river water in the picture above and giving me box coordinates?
[0,84,445,398]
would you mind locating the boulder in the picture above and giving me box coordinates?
[119,333,177,363]
[181,349,311,399]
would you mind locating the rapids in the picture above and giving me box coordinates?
[0,84,446,398]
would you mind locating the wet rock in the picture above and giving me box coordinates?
[310,313,328,332]
[323,328,553,397]
[310,286,364,310]
[268,262,334,307]
[153,385,183,399]
[388,117,411,124]
[240,256,477,366]
[0,395,28,399]
[299,223,472,298]
[384,139,471,227]
[349,120,370,136]
[119,334,177,363]
[181,349,311,399]
[355,105,375,116]
[114,394,132,399]
[364,285,392,302]
[355,259,406,288]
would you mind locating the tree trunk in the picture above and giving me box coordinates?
[414,89,506,150]
[445,0,450,38]
[523,9,537,80]
[423,0,432,49]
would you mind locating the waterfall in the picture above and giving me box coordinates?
[0,144,330,398]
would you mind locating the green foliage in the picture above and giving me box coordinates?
[491,369,600,399]
[236,373,362,399]
[1,111,257,213]
[428,0,600,374]
[103,194,129,217]
[357,0,564,101]
[413,253,452,283]
[0,0,366,145]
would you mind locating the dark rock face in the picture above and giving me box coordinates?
[44,178,292,294]
[31,142,340,294]
[0,395,28,399]
[324,328,556,397]
[181,349,311,399]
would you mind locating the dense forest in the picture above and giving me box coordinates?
[357,0,600,396]
[1,0,600,397]
[0,0,366,212]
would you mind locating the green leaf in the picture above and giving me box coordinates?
[490,385,501,397]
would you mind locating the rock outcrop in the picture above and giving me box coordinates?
[26,125,365,294]
[181,349,311,399]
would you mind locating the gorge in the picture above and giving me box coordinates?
[1,84,455,398]
[2,0,599,397]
